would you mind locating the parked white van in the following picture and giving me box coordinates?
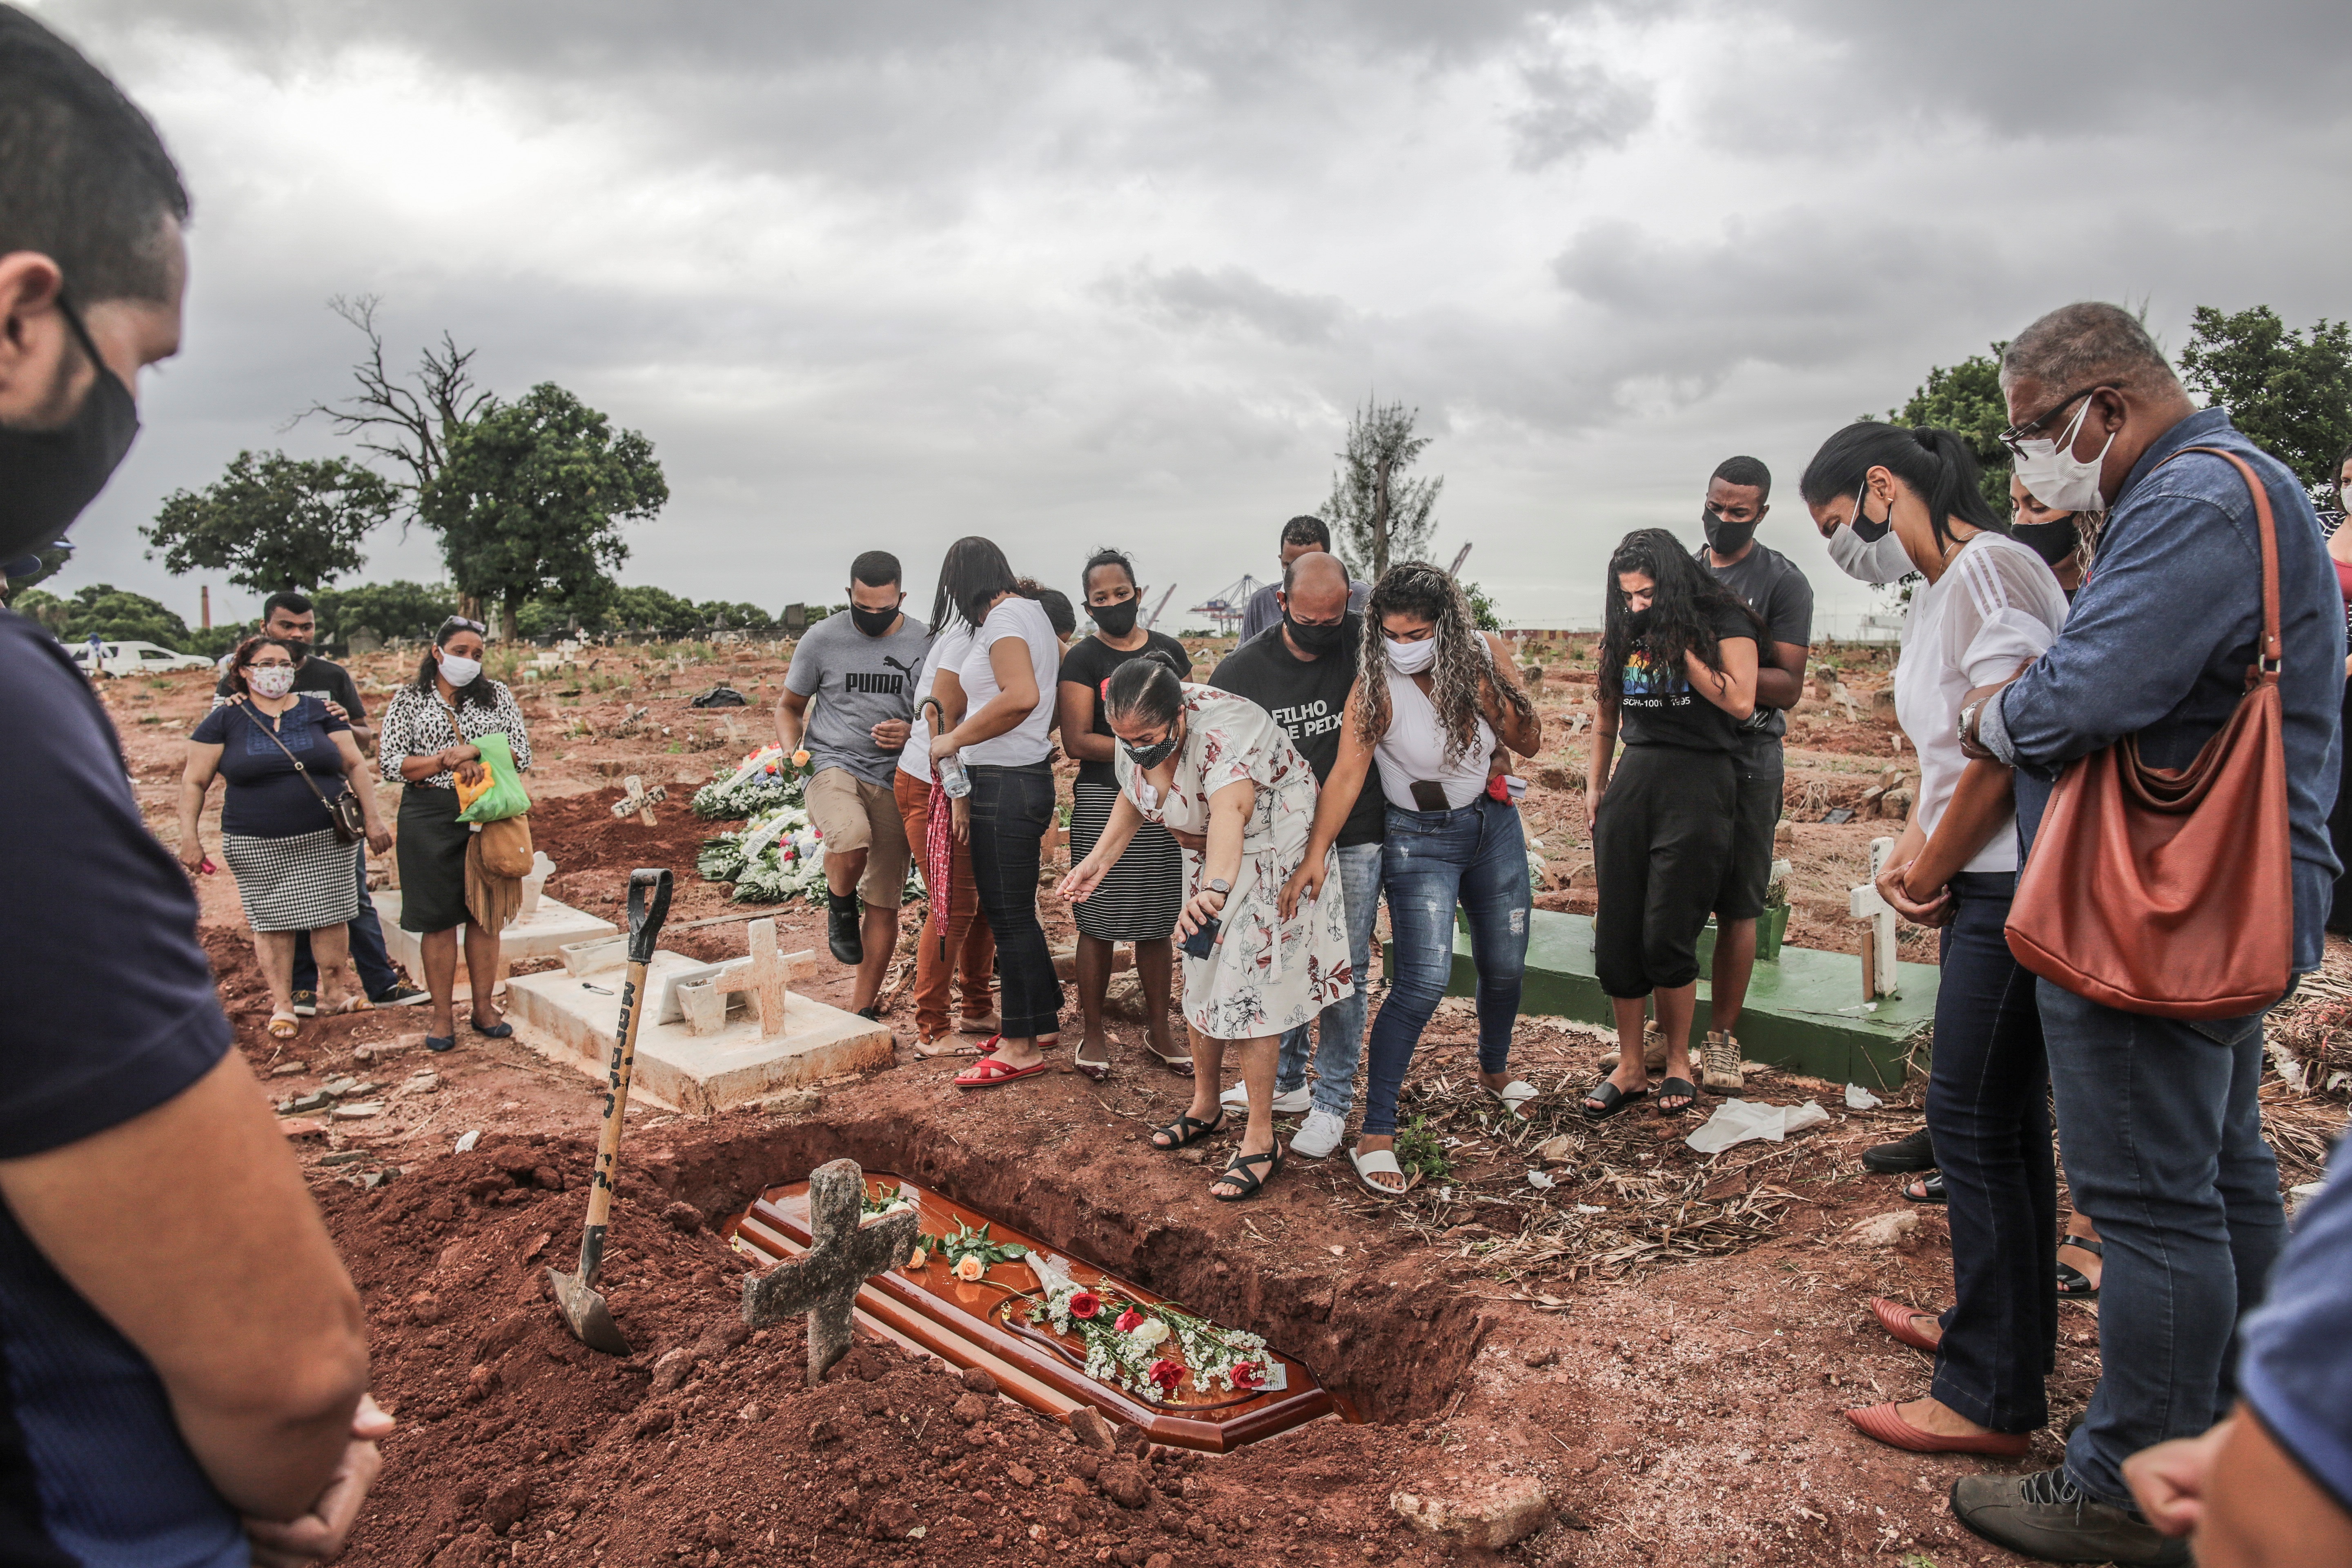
[67,640,216,677]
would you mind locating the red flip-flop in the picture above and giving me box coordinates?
[955,1054,1050,1091]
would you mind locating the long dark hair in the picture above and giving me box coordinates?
[1598,529,1768,709]
[225,635,302,698]
[412,615,497,710]
[1799,422,2007,559]
[930,536,1022,631]
[1354,561,1533,763]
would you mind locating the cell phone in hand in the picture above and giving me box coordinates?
[1180,918,1221,960]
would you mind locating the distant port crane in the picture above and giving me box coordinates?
[1187,575,1263,635]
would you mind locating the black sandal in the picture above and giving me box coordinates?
[1581,1080,1648,1120]
[2056,1234,2103,1300]
[1903,1170,1947,1204]
[1149,1112,1225,1151]
[1656,1077,1700,1116]
[1210,1148,1281,1203]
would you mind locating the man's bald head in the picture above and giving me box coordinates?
[1281,550,1349,617]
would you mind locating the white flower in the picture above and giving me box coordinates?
[1125,1316,1170,1348]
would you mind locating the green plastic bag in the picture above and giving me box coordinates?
[454,731,532,823]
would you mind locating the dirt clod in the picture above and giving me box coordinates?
[660,1200,704,1232]
[958,1365,998,1395]
[1068,1405,1116,1450]
[483,1477,530,1532]
[950,1392,989,1424]
[1098,1460,1153,1509]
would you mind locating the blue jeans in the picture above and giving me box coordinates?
[1273,841,1382,1117]
[2040,979,2287,1507]
[292,845,399,998]
[966,762,1063,1040]
[1925,873,2056,1433]
[1361,797,1530,1138]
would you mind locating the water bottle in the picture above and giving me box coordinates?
[938,751,972,799]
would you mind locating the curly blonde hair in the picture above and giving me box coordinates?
[1353,562,1530,764]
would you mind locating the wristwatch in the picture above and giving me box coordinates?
[1955,698,1986,750]
[1207,878,1231,896]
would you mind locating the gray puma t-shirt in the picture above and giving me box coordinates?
[783,610,932,785]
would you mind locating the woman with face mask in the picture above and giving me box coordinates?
[1058,658,1353,1201]
[1276,564,1544,1197]
[1800,422,2071,1459]
[180,636,393,1038]
[2007,472,2098,598]
[1052,548,1193,1078]
[1579,530,1765,1121]
[375,617,534,1052]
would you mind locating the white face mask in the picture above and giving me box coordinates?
[2011,396,2114,514]
[1825,489,1919,584]
[438,651,484,687]
[247,664,297,699]
[1384,635,1438,675]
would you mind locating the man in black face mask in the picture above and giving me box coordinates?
[778,549,933,1012]
[1689,455,1813,1095]
[0,7,385,1562]
[1209,551,1385,1158]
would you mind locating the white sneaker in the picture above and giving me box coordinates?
[1219,1080,1311,1115]
[1290,1109,1346,1160]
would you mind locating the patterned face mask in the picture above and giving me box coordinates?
[247,664,297,698]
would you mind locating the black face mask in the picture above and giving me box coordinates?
[1089,597,1139,638]
[1850,490,1893,542]
[1702,506,1756,557]
[1283,611,1347,655]
[848,601,901,637]
[2009,517,2080,568]
[1623,606,1654,638]
[0,294,140,564]
[1123,728,1180,769]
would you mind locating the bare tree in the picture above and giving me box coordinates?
[1318,397,1442,580]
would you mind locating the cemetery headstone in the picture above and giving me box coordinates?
[740,1158,920,1385]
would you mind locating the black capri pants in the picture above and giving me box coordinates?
[1592,744,1735,998]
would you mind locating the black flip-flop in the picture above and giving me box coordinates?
[2056,1233,2103,1300]
[1902,1170,1947,1204]
[1149,1112,1225,1152]
[1656,1076,1700,1116]
[1581,1080,1649,1121]
[471,1019,514,1039]
[425,1035,456,1054]
[1210,1148,1281,1203]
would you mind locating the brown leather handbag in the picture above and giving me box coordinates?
[2004,446,2293,1020]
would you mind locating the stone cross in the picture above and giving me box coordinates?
[1849,835,1901,1000]
[686,918,815,1038]
[742,1158,920,1385]
[611,774,668,826]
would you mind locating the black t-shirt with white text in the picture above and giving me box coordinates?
[1058,631,1192,788]
[1210,616,1385,846]
[1616,603,1760,754]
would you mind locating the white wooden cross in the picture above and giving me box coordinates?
[1849,835,1901,1000]
[691,918,816,1039]
[611,774,668,826]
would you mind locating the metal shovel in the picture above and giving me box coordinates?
[550,866,673,1354]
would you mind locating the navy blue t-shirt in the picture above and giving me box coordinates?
[191,696,352,840]
[0,612,244,1565]
[2239,1153,2352,1518]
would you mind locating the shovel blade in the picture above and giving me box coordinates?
[547,1266,630,1356]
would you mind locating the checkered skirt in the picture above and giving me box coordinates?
[220,827,361,932]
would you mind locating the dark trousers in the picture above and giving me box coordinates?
[1925,871,2057,1433]
[2040,978,2286,1507]
[1360,797,1530,1138]
[1592,744,1734,998]
[292,845,399,998]
[966,762,1062,1040]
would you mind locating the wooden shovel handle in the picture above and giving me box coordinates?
[578,868,672,1283]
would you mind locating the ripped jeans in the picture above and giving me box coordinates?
[1359,795,1531,1138]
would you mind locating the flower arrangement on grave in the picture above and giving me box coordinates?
[697,797,925,907]
[915,1218,1029,1282]
[690,744,815,820]
[1029,1280,1273,1402]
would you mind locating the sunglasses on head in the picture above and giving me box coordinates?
[440,616,486,636]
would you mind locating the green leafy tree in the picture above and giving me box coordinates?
[2178,305,2352,501]
[312,580,457,649]
[1887,347,2012,520]
[697,600,775,632]
[598,585,704,635]
[419,383,668,643]
[143,449,394,593]
[16,584,196,648]
[1459,578,1501,631]
[1319,397,1443,579]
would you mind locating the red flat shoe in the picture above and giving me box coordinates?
[954,1054,1050,1091]
[1871,1296,1943,1353]
[1845,1403,2032,1457]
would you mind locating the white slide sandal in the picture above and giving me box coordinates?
[1348,1145,1424,1199]
[1487,1080,1539,1119]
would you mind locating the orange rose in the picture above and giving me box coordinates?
[953,1254,986,1282]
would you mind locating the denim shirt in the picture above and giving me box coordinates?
[1983,407,2345,976]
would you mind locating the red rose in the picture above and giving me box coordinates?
[1067,1290,1102,1320]
[1114,1308,1145,1333]
[1230,1360,1265,1392]
[1147,1359,1183,1394]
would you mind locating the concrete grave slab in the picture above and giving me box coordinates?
[373,889,618,994]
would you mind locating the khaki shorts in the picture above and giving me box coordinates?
[804,766,912,909]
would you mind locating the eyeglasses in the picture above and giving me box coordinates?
[1998,384,2109,457]
[439,616,486,635]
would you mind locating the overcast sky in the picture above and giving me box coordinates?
[33,0,2352,636]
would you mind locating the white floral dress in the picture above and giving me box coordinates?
[1114,685,1354,1040]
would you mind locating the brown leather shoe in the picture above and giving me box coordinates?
[1846,1403,2031,1457]
[1870,1296,1943,1352]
